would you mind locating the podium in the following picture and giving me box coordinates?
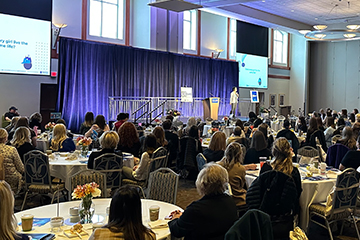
[202,97,220,120]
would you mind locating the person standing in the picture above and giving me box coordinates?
[230,87,239,118]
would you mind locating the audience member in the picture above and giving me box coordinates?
[217,142,255,207]
[297,116,307,133]
[0,128,24,194]
[50,124,76,152]
[122,134,157,181]
[4,106,19,121]
[152,126,168,148]
[0,181,29,240]
[8,117,36,147]
[85,115,110,148]
[353,109,359,115]
[113,113,129,132]
[168,163,238,240]
[203,131,226,162]
[244,131,272,164]
[353,122,360,138]
[333,117,345,136]
[319,108,326,122]
[182,117,196,136]
[305,117,328,152]
[316,117,325,132]
[29,112,43,133]
[276,120,299,156]
[258,123,274,150]
[336,126,357,150]
[117,122,141,158]
[163,120,179,167]
[332,110,338,119]
[89,185,155,240]
[11,127,35,163]
[339,135,360,171]
[88,131,122,169]
[226,126,244,145]
[324,117,336,148]
[56,119,67,126]
[5,116,20,133]
[349,113,356,124]
[79,112,94,135]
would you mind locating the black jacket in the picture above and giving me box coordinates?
[168,194,238,240]
[164,130,179,165]
[203,148,224,162]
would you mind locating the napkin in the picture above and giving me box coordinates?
[148,220,168,229]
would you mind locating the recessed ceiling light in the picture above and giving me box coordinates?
[262,0,265,2]
[315,18,318,20]
[291,10,294,12]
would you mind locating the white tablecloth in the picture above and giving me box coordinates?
[245,164,338,231]
[15,199,183,240]
[36,139,49,152]
[49,155,88,191]
[203,125,235,138]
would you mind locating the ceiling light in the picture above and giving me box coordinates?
[346,25,360,30]
[148,0,202,12]
[314,34,326,39]
[344,33,356,38]
[313,25,328,31]
[299,30,311,35]
[53,23,67,28]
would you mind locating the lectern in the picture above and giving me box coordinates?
[202,97,220,120]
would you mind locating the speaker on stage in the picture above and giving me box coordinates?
[202,97,220,120]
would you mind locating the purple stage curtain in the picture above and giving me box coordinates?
[57,37,239,132]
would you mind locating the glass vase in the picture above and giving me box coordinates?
[80,145,88,158]
[79,195,95,224]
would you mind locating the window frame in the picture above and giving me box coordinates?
[183,10,197,52]
[86,0,126,45]
[270,29,290,70]
[229,18,237,59]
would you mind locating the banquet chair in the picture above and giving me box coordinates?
[325,144,349,169]
[70,169,107,198]
[94,153,123,196]
[298,146,319,158]
[0,155,4,180]
[309,168,360,240]
[21,150,66,210]
[196,153,207,172]
[331,135,342,145]
[122,147,168,189]
[225,209,273,240]
[146,168,179,204]
[1,114,10,128]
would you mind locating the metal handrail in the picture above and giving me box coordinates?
[132,100,151,115]
[148,100,168,123]
[133,100,151,124]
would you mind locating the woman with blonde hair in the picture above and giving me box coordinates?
[0,181,28,240]
[168,163,238,240]
[0,128,24,194]
[203,131,226,162]
[11,127,34,163]
[50,124,76,152]
[88,131,122,169]
[217,142,256,207]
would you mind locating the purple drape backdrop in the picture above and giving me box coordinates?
[57,37,239,132]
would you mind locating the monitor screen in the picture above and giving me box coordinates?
[236,21,268,58]
[236,53,268,89]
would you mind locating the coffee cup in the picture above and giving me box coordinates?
[50,217,64,233]
[21,214,34,231]
[149,205,160,221]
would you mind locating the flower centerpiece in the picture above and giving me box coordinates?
[208,127,219,136]
[166,109,181,117]
[45,122,56,131]
[72,182,101,223]
[154,118,162,125]
[222,116,229,126]
[76,136,92,158]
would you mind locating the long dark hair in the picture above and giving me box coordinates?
[94,115,106,130]
[84,112,94,127]
[144,134,157,156]
[250,131,267,151]
[106,186,155,240]
[307,117,318,136]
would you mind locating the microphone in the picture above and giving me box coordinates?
[209,92,215,97]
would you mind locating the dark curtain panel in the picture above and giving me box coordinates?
[57,37,239,132]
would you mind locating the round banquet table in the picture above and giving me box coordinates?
[49,155,88,191]
[15,198,183,240]
[245,164,338,231]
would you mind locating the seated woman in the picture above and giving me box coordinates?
[11,127,35,163]
[235,119,246,138]
[85,115,110,149]
[333,117,346,136]
[260,137,302,214]
[29,112,43,133]
[168,163,238,240]
[50,124,76,152]
[122,134,157,181]
[182,117,196,136]
[336,126,357,150]
[258,123,274,150]
[304,117,328,152]
[88,131,122,169]
[203,131,226,162]
[339,135,360,170]
[5,116,20,133]
[90,185,155,240]
[217,142,256,207]
[8,117,37,147]
[244,131,272,164]
[0,128,24,194]
[117,122,141,158]
[152,126,168,149]
[296,116,307,133]
[324,117,336,148]
[79,112,94,135]
[316,117,325,132]
[0,181,29,240]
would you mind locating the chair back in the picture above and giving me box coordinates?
[23,150,51,189]
[325,143,350,168]
[332,135,342,144]
[329,168,360,218]
[0,155,4,180]
[298,146,319,158]
[147,168,179,204]
[70,169,107,198]
[149,147,168,172]
[196,153,207,172]
[1,115,10,128]
[94,153,123,189]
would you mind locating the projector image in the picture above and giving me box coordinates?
[148,0,203,12]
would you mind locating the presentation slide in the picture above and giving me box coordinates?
[236,53,268,89]
[0,13,51,75]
